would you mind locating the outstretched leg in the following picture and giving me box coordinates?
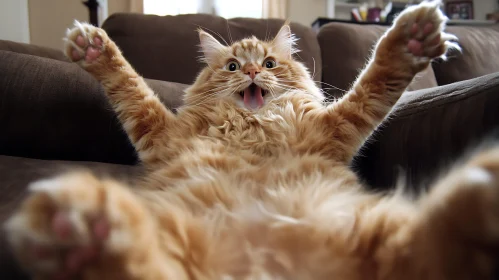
[64,22,176,167]
[325,0,459,163]
[407,146,499,279]
[4,172,173,280]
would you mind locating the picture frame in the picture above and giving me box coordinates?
[445,1,474,20]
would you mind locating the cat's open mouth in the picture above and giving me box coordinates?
[239,83,267,110]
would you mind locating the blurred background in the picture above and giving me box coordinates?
[1,0,498,50]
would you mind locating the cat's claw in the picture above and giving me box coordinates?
[64,20,106,63]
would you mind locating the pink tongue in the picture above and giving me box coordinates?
[243,86,264,109]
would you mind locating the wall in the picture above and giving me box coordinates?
[288,0,327,26]
[0,0,30,43]
[287,0,499,25]
[27,0,127,50]
[28,0,88,49]
[108,0,142,14]
[473,0,498,20]
[109,0,128,14]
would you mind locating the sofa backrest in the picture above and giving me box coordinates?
[102,13,322,86]
[0,49,187,165]
[317,22,438,98]
[0,39,68,62]
[432,25,499,86]
[317,22,499,97]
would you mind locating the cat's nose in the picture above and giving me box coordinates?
[245,69,260,80]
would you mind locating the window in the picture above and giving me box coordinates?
[143,0,198,16]
[214,0,263,19]
[143,0,263,18]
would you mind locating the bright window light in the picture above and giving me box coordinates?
[143,0,199,16]
[215,0,263,18]
[143,0,263,18]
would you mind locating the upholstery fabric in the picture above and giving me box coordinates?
[317,22,438,97]
[102,14,322,87]
[353,72,499,189]
[0,39,68,62]
[0,50,187,165]
[432,25,499,86]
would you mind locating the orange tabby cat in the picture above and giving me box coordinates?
[5,1,499,279]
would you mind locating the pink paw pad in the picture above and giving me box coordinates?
[85,46,101,63]
[407,22,440,57]
[33,212,110,279]
[85,37,103,63]
[407,39,423,56]
[71,35,103,63]
[52,212,72,239]
[76,35,86,47]
[50,211,110,241]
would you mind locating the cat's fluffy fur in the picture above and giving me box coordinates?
[5,1,499,279]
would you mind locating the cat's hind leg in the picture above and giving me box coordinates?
[409,146,499,279]
[325,0,459,163]
[64,22,176,167]
[4,172,170,280]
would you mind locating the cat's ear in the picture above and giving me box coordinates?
[272,24,298,59]
[198,29,226,65]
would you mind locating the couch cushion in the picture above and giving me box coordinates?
[0,39,68,62]
[353,72,499,190]
[317,22,438,98]
[0,155,142,280]
[102,14,322,86]
[432,25,499,86]
[0,50,187,164]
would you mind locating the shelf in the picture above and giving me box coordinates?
[448,19,496,25]
[336,2,360,8]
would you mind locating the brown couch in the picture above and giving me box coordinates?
[1,13,499,279]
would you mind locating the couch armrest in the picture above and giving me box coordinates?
[0,50,187,164]
[0,40,68,62]
[353,72,499,190]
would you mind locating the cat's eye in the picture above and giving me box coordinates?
[263,59,277,69]
[226,61,240,71]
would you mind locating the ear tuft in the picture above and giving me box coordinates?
[198,29,226,65]
[272,25,299,59]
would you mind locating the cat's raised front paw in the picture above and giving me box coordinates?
[64,21,108,64]
[386,0,459,63]
[4,172,150,280]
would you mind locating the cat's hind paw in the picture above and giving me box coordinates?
[64,20,109,64]
[4,172,152,280]
[424,147,499,247]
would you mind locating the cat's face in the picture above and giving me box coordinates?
[185,25,321,110]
